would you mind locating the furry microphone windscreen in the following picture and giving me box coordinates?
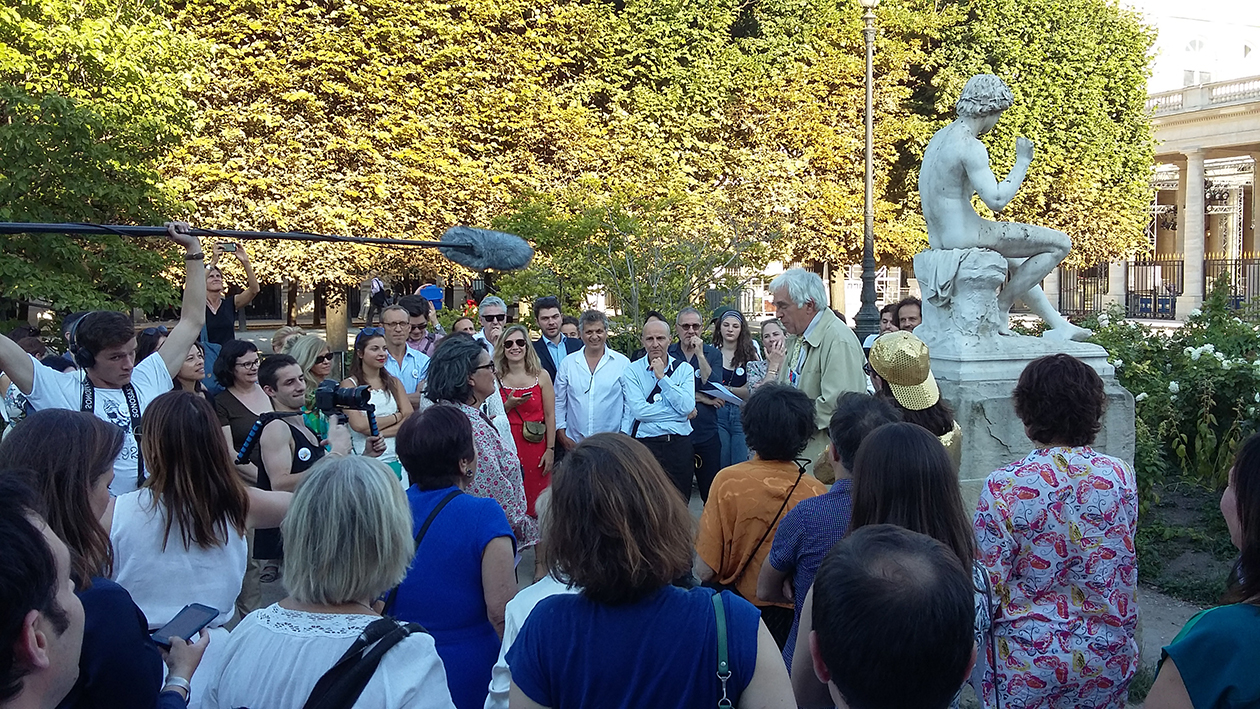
[439,226,534,271]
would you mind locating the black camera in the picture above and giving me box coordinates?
[313,380,372,413]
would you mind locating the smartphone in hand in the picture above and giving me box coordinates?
[217,242,237,252]
[151,603,219,649]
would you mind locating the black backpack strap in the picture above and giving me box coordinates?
[301,618,427,709]
[381,489,462,614]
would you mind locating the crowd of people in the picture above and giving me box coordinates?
[1,226,1257,709]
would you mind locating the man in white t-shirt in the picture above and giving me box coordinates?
[0,222,206,495]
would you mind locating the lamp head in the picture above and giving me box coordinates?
[859,0,879,8]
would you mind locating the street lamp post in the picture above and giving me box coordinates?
[854,0,881,343]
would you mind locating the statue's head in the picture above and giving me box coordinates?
[955,74,1014,118]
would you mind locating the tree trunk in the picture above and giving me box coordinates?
[286,281,298,326]
[324,284,348,357]
[312,283,325,328]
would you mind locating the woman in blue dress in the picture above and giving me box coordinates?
[391,405,517,709]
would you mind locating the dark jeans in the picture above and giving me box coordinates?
[691,433,722,502]
[638,434,695,503]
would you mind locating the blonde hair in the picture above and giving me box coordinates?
[493,324,541,377]
[281,456,414,605]
[271,326,305,354]
[286,335,330,395]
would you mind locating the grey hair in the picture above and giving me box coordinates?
[280,456,414,605]
[479,295,507,313]
[578,309,608,331]
[676,307,703,324]
[955,74,1014,118]
[770,268,829,310]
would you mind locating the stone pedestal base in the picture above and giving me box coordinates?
[930,340,1135,510]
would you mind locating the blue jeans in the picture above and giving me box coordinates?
[716,403,749,469]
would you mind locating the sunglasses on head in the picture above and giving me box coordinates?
[141,326,169,336]
[356,327,385,345]
[482,313,506,322]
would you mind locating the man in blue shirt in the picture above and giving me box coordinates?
[380,305,430,409]
[621,319,696,501]
[531,295,581,384]
[669,307,724,502]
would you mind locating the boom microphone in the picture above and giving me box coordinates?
[0,222,535,272]
[439,226,535,272]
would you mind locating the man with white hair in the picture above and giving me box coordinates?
[474,295,508,356]
[770,268,865,481]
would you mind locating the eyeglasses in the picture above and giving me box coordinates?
[382,321,409,330]
[503,338,527,348]
[141,326,168,336]
[314,353,334,364]
[475,362,496,372]
[237,359,261,370]
[482,313,506,322]
[863,361,874,376]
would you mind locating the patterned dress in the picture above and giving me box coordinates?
[973,446,1138,709]
[450,401,539,548]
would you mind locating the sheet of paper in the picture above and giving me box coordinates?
[700,381,745,406]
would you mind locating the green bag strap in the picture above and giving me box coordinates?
[712,592,733,709]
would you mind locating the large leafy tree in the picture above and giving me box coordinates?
[0,0,199,313]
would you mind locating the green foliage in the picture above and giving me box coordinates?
[0,0,200,312]
[492,193,771,329]
[1084,275,1260,510]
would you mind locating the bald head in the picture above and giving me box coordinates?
[641,320,672,362]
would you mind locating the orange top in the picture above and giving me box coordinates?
[695,457,827,607]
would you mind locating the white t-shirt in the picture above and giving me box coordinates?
[484,575,579,709]
[26,353,173,495]
[203,604,456,709]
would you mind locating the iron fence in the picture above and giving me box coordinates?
[1057,264,1109,317]
[1203,257,1260,309]
[1127,257,1183,320]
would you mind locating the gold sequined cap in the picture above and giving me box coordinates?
[868,331,940,411]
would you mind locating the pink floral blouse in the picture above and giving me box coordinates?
[453,401,539,548]
[973,446,1138,709]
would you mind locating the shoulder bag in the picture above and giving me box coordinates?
[712,592,734,709]
[301,617,427,709]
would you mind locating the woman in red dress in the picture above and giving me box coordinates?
[493,324,555,518]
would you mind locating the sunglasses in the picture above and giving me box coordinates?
[141,326,169,336]
[314,353,334,364]
[482,313,507,322]
[503,338,527,348]
[356,327,385,345]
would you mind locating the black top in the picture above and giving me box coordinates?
[58,577,163,709]
[668,343,723,442]
[722,365,749,388]
[204,297,237,346]
[253,419,324,491]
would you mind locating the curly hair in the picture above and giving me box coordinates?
[1013,354,1106,447]
[213,339,259,389]
[425,334,485,404]
[955,74,1014,118]
[742,384,815,461]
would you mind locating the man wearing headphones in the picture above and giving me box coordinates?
[0,222,206,495]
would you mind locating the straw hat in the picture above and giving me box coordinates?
[868,331,940,411]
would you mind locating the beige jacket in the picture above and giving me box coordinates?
[778,309,867,431]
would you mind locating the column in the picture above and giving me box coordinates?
[1105,260,1127,311]
[1043,267,1060,310]
[1177,149,1206,316]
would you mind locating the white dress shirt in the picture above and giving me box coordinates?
[554,347,631,443]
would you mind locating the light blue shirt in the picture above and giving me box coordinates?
[544,335,571,371]
[384,345,430,395]
[620,355,695,438]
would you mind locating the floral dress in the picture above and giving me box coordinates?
[450,401,539,548]
[973,446,1138,709]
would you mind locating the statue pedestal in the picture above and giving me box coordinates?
[912,248,1135,509]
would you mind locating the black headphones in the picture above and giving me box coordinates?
[68,312,99,369]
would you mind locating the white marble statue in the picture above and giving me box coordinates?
[917,74,1090,342]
